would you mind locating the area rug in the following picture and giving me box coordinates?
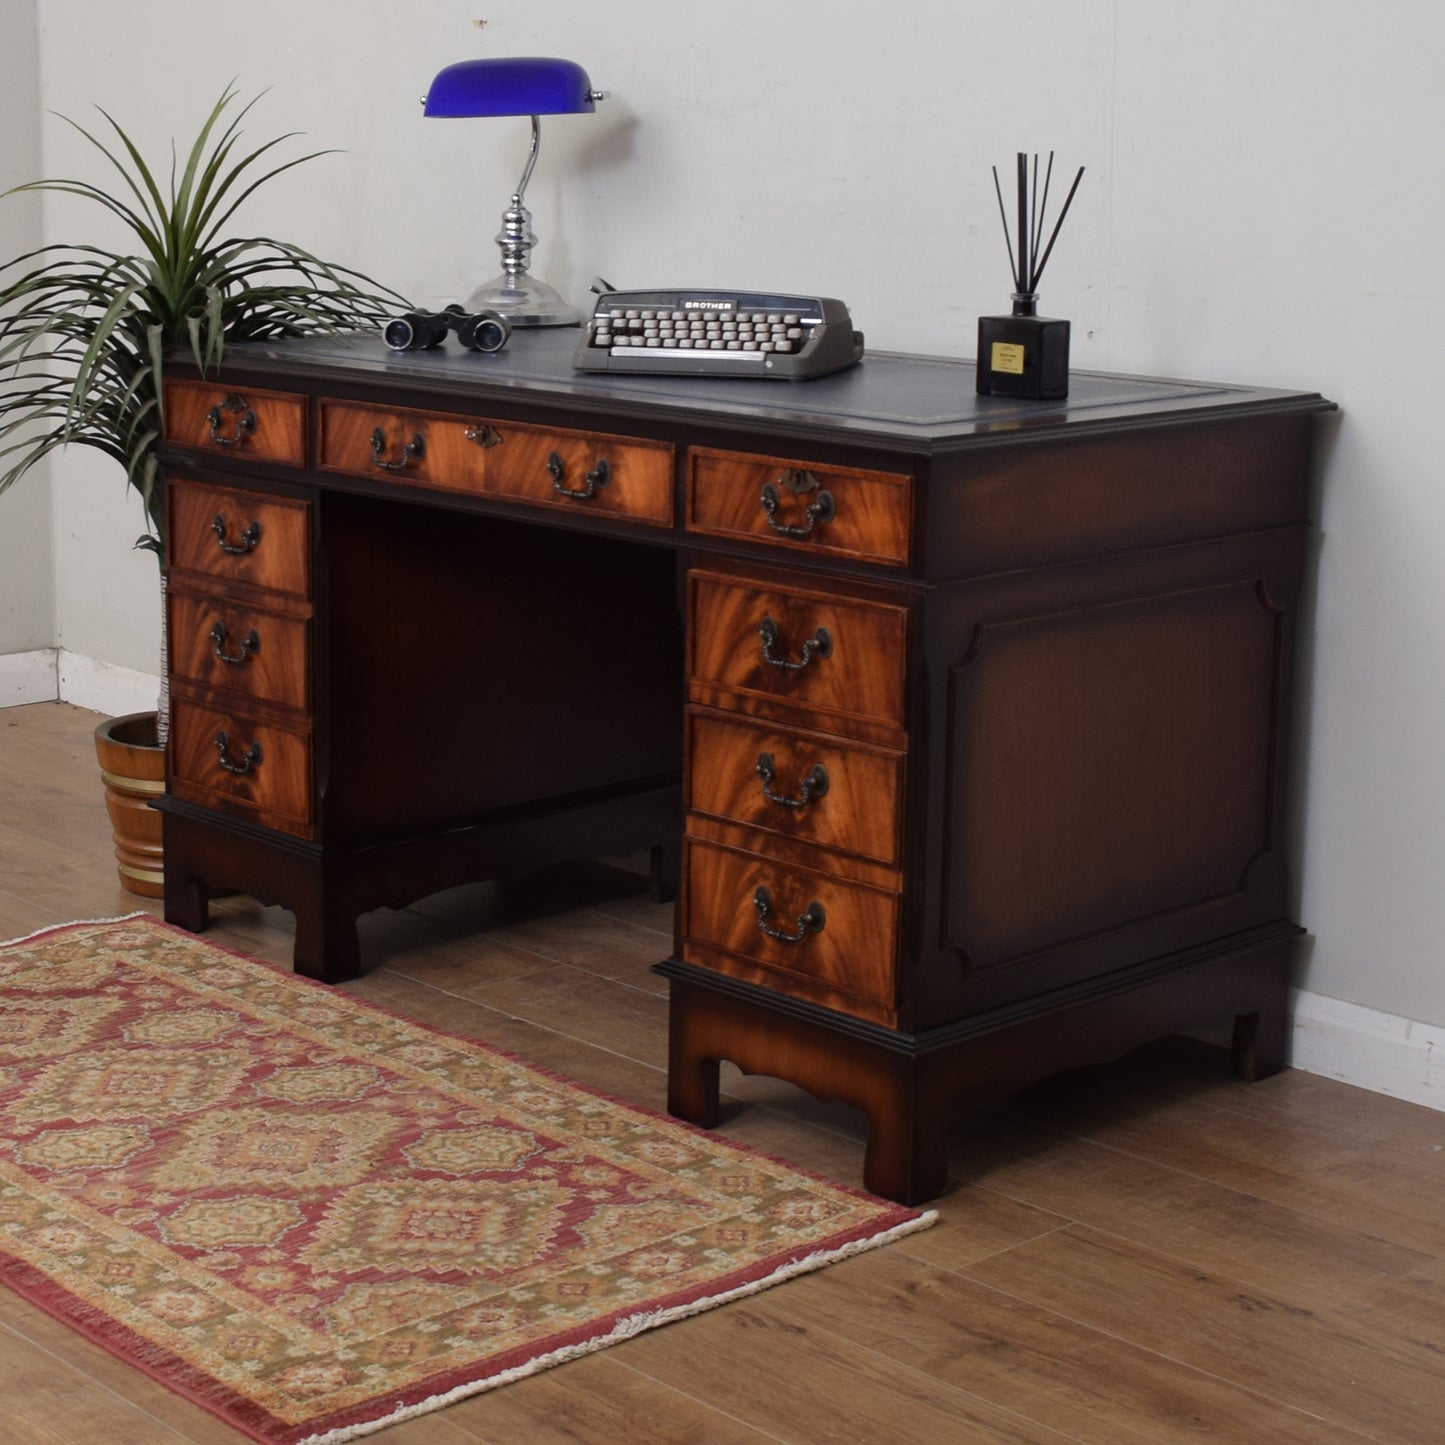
[0,915,933,1443]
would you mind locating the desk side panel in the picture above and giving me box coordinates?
[902,524,1306,1029]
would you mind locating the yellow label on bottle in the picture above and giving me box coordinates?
[991,342,1026,375]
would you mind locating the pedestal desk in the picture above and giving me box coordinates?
[156,330,1331,1203]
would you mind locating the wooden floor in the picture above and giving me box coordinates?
[2,699,1443,1444]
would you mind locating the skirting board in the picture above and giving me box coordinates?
[0,648,159,716]
[0,646,1440,1116]
[0,648,58,707]
[57,652,161,717]
[1289,987,1445,1111]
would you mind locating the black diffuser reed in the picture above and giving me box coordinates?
[977,151,1084,399]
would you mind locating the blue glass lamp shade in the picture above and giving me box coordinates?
[423,57,598,118]
[422,56,603,326]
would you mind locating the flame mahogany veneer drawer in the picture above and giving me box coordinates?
[318,400,675,525]
[687,568,908,735]
[167,588,309,711]
[163,380,306,466]
[169,698,312,837]
[688,447,912,567]
[686,707,904,867]
[168,480,312,599]
[682,837,899,1024]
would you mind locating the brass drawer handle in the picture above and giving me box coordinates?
[209,621,260,666]
[547,450,611,499]
[214,730,262,776]
[753,886,825,943]
[371,426,426,472]
[756,753,829,809]
[205,393,257,447]
[211,513,262,555]
[758,616,832,671]
[760,477,835,538]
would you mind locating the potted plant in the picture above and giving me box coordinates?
[0,86,403,895]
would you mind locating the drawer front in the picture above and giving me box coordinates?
[688,448,911,566]
[682,838,898,1015]
[319,401,675,525]
[163,380,305,466]
[169,698,312,836]
[687,709,903,865]
[167,589,309,710]
[689,570,908,730]
[168,481,311,599]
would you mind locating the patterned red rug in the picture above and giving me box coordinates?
[0,916,933,1443]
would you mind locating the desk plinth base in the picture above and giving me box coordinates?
[656,923,1298,1205]
[158,785,682,984]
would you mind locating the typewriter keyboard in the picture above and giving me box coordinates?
[573,289,864,380]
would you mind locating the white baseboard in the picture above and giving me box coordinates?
[0,649,159,718]
[1289,988,1445,1111]
[56,651,162,718]
[0,648,59,705]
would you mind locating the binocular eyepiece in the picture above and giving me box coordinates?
[383,303,511,354]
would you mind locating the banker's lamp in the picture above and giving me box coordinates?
[423,56,604,327]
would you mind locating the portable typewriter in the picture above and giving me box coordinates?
[573,288,864,380]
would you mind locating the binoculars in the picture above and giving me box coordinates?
[383,304,511,354]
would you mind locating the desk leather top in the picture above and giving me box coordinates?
[211,328,1332,454]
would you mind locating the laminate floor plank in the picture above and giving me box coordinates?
[0,889,73,942]
[445,1352,778,1444]
[1019,1036,1445,1157]
[965,1225,1445,1445]
[942,1113,1443,1308]
[894,1185,1069,1270]
[617,1300,1083,1444]
[476,906,674,994]
[0,821,130,914]
[0,703,104,787]
[0,1289,245,1444]
[377,928,583,991]
[1003,1082,1445,1254]
[443,961,672,1070]
[774,1249,1375,1445]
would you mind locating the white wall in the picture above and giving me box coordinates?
[0,0,52,662]
[16,2,1445,1046]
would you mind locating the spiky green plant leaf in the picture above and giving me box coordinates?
[0,85,406,554]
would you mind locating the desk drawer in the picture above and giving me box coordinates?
[688,447,911,566]
[686,708,903,866]
[688,569,908,732]
[167,588,309,711]
[319,401,675,525]
[163,380,306,466]
[168,481,311,600]
[682,838,898,1019]
[169,698,312,836]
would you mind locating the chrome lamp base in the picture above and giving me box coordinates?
[465,271,578,328]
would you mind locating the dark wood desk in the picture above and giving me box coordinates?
[157,330,1331,1202]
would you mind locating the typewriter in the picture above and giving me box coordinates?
[573,288,864,380]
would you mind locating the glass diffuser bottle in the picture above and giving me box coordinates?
[976,153,1084,401]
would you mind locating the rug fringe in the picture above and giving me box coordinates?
[296,1209,939,1445]
[0,912,150,950]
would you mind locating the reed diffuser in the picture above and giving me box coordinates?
[977,151,1084,399]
